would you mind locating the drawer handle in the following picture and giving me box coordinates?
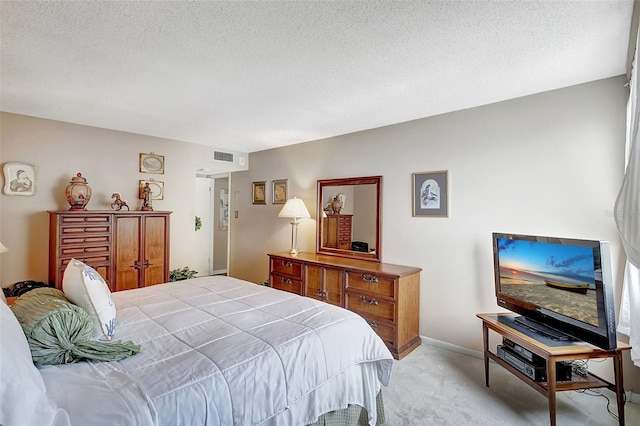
[369,320,378,328]
[314,290,329,300]
[361,274,378,283]
[280,260,293,267]
[359,295,378,305]
[280,277,292,284]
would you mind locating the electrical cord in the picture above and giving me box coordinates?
[571,360,627,421]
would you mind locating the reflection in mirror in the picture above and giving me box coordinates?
[317,176,381,261]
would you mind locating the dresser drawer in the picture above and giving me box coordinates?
[60,234,111,246]
[345,271,396,298]
[59,215,111,224]
[60,245,110,257]
[271,273,303,295]
[271,258,303,279]
[60,225,111,235]
[345,290,395,322]
[60,255,110,269]
[360,314,395,347]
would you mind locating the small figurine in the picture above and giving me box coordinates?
[330,194,343,214]
[141,183,153,211]
[110,193,130,211]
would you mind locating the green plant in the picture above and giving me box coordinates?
[169,266,199,282]
[195,216,202,231]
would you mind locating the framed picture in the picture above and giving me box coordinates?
[2,162,36,196]
[139,153,165,174]
[138,179,165,200]
[219,189,229,231]
[412,170,448,217]
[272,179,288,204]
[252,181,266,205]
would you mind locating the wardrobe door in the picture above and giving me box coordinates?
[143,214,169,286]
[114,215,142,291]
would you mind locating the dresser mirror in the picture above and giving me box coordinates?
[316,176,382,261]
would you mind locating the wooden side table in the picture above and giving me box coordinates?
[478,313,631,426]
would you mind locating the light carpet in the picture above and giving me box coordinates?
[382,343,640,425]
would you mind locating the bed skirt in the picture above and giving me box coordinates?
[307,391,384,426]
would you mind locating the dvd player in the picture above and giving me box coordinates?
[502,337,544,365]
[497,345,572,382]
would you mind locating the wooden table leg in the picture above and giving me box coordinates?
[547,357,557,426]
[483,323,490,386]
[613,351,625,426]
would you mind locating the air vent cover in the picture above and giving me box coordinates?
[213,151,234,162]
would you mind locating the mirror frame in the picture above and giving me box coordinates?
[316,176,382,262]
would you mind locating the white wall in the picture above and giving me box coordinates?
[0,77,635,391]
[229,76,639,390]
[0,113,246,285]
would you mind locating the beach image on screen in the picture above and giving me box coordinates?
[496,238,599,327]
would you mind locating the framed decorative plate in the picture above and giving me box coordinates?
[140,153,165,174]
[3,162,36,196]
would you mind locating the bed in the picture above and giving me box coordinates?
[1,275,393,426]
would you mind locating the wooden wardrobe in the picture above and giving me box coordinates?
[48,210,171,292]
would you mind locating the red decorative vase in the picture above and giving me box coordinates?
[65,173,92,210]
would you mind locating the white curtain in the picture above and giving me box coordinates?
[615,28,640,366]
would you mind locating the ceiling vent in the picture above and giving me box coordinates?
[213,151,234,162]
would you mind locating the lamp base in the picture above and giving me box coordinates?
[289,248,300,255]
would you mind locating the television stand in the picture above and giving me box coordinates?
[477,313,632,426]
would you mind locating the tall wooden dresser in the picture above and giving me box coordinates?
[268,252,421,359]
[322,214,352,250]
[48,210,171,292]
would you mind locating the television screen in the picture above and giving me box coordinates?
[492,232,617,350]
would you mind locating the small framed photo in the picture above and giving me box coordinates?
[252,181,266,204]
[219,189,229,231]
[412,170,448,217]
[139,153,165,174]
[3,162,36,196]
[272,179,288,204]
[139,180,165,200]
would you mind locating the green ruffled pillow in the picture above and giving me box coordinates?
[10,288,139,366]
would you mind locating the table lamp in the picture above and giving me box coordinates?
[278,197,311,255]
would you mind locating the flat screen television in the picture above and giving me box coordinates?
[492,232,617,350]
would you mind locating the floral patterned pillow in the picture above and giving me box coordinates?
[62,259,116,340]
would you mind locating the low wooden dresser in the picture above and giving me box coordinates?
[268,252,421,359]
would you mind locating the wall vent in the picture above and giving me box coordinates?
[213,151,234,162]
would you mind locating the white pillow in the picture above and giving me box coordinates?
[63,259,116,341]
[0,301,70,426]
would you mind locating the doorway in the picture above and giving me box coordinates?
[195,174,229,276]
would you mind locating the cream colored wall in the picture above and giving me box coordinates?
[1,77,636,391]
[229,76,640,391]
[0,112,245,286]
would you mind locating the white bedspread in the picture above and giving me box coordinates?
[40,276,393,426]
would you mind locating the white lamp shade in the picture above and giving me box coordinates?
[0,242,7,253]
[278,197,311,219]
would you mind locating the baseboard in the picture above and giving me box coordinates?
[420,335,484,359]
[419,335,639,405]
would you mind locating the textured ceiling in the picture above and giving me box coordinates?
[0,1,634,153]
